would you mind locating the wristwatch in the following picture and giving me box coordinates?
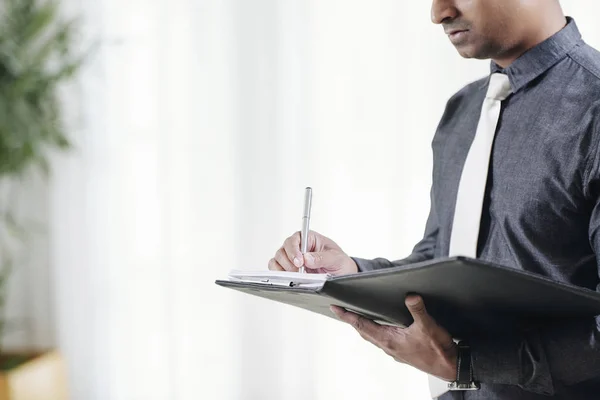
[448,341,480,391]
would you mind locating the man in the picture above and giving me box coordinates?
[268,0,600,399]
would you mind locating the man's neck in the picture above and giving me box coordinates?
[493,13,567,69]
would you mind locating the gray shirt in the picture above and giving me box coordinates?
[353,18,600,400]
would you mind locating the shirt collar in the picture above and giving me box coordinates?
[489,17,583,93]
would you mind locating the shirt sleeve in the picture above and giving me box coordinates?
[471,170,600,396]
[352,185,439,272]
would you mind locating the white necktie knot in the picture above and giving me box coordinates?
[486,73,512,101]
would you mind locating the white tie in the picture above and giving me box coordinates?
[428,73,512,399]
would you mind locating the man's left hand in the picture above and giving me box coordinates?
[331,295,457,381]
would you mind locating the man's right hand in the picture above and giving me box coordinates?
[268,231,358,276]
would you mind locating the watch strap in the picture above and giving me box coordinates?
[448,341,480,391]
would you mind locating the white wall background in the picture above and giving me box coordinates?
[6,1,600,400]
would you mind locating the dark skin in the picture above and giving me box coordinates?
[432,0,567,67]
[270,0,568,382]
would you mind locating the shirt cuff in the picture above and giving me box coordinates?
[351,257,394,272]
[351,253,430,272]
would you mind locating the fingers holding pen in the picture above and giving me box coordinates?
[282,231,304,269]
[267,257,284,271]
[274,247,299,272]
[283,230,319,269]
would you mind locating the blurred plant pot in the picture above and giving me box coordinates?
[0,350,67,400]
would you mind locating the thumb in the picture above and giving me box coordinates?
[303,251,340,271]
[405,295,433,328]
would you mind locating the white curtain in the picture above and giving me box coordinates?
[39,1,600,399]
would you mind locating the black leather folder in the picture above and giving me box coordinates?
[215,256,600,338]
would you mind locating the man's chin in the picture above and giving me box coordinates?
[453,40,497,61]
[454,45,488,60]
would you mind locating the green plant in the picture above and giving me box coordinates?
[0,0,84,355]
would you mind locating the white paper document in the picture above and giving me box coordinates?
[228,270,330,289]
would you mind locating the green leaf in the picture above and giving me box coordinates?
[0,0,85,177]
[30,18,78,69]
[19,1,58,48]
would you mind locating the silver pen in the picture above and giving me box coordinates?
[299,187,312,274]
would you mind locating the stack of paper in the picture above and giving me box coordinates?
[228,270,329,289]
